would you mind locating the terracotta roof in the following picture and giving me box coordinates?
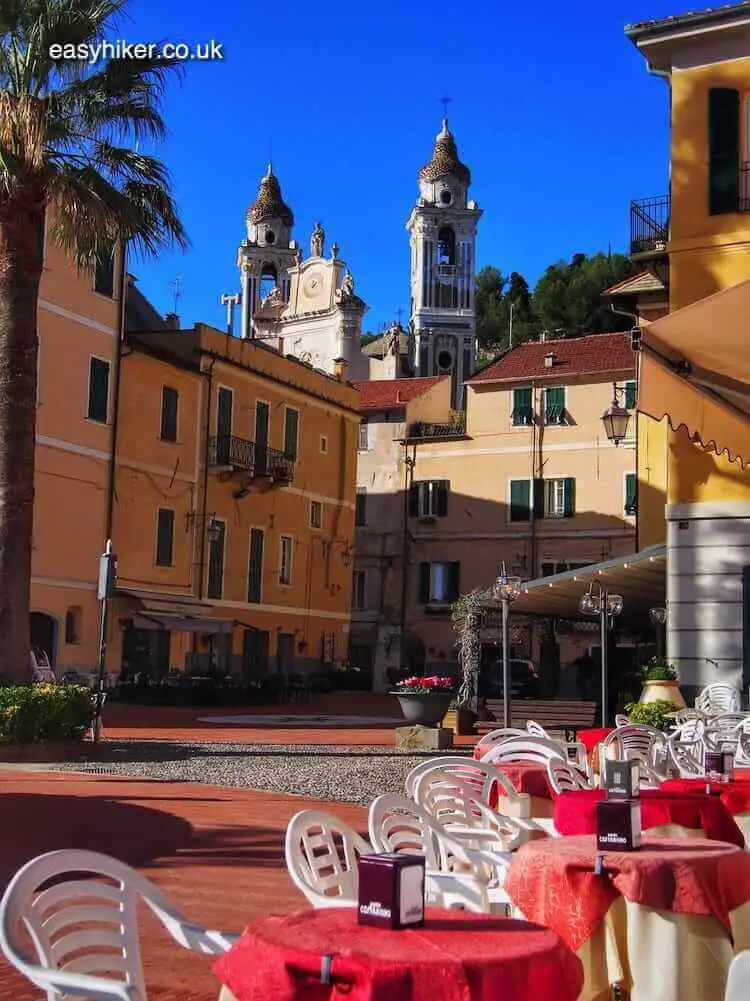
[469,333,635,384]
[603,271,666,297]
[419,120,471,186]
[246,165,294,227]
[625,3,750,38]
[353,376,446,411]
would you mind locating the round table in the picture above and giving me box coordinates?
[214,907,584,1001]
[553,788,744,846]
[661,777,750,846]
[576,727,614,754]
[506,835,750,1001]
[472,749,555,817]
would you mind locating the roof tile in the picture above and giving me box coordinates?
[353,376,447,411]
[469,333,635,384]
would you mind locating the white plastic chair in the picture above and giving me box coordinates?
[368,794,511,914]
[725,949,750,1001]
[525,721,590,774]
[481,736,567,768]
[405,756,518,808]
[285,809,370,909]
[547,758,594,794]
[615,714,629,727]
[0,849,238,1001]
[600,725,668,786]
[473,728,528,760]
[696,684,742,716]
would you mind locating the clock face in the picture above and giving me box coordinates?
[302,272,324,299]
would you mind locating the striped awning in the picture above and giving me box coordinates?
[638,280,750,468]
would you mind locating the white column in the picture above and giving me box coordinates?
[240,266,250,340]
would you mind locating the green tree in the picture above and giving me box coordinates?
[475,266,505,350]
[532,252,637,337]
[0,0,187,680]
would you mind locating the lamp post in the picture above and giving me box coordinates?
[601,383,630,446]
[493,564,522,728]
[580,581,623,727]
[649,606,667,660]
[94,539,118,744]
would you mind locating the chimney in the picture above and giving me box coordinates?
[333,357,349,381]
[544,352,556,368]
[164,312,180,329]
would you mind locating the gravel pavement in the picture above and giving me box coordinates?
[45,740,471,805]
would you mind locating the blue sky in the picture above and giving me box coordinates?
[123,0,682,334]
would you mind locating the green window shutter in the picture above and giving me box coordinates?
[248,528,264,603]
[88,358,110,423]
[509,480,531,522]
[418,562,430,603]
[160,386,178,441]
[408,483,420,517]
[207,521,225,599]
[355,489,367,526]
[545,387,565,423]
[156,509,174,567]
[448,562,461,601]
[436,481,449,517]
[284,408,299,460]
[563,478,576,518]
[708,88,740,215]
[512,386,533,425]
[625,381,637,410]
[533,478,545,520]
[625,473,637,515]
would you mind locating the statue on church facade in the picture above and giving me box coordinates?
[311,221,325,257]
[386,324,401,356]
[341,270,355,297]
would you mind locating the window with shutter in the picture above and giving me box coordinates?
[247,528,264,603]
[408,483,419,517]
[510,480,531,522]
[447,562,460,601]
[625,381,637,410]
[544,479,566,518]
[87,357,110,423]
[160,386,179,441]
[207,521,226,598]
[279,535,293,585]
[544,386,566,424]
[155,509,175,567]
[284,407,299,460]
[625,473,637,516]
[418,562,430,603]
[358,422,369,450]
[541,562,555,578]
[512,386,534,426]
[436,481,449,517]
[563,478,576,518]
[353,570,367,610]
[708,88,740,215]
[533,478,545,520]
[355,488,367,526]
[94,250,115,297]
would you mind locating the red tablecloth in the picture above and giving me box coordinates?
[553,788,744,846]
[215,908,584,1001]
[473,758,553,801]
[660,778,750,816]
[576,727,614,753]
[506,835,750,953]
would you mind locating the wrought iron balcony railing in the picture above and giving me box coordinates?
[208,435,294,482]
[407,420,466,441]
[630,195,670,256]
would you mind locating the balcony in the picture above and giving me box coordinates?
[208,435,294,483]
[630,195,670,258]
[406,419,466,441]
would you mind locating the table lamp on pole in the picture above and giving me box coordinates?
[493,564,522,728]
[580,580,623,727]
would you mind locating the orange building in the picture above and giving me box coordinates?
[32,214,122,675]
[108,314,359,683]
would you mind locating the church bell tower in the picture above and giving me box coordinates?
[406,119,482,407]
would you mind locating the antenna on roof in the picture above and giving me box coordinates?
[396,306,404,326]
[171,275,182,315]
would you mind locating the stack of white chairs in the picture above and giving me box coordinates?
[599,725,668,786]
[477,725,589,775]
[406,756,522,816]
[547,759,594,795]
[0,849,238,1001]
[696,684,742,716]
[666,716,706,776]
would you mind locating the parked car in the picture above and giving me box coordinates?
[480,658,540,699]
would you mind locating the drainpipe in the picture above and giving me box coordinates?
[399,440,416,672]
[198,358,216,600]
[104,242,128,541]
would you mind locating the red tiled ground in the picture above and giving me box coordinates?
[0,769,366,1000]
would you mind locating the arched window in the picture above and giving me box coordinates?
[437,227,456,266]
[259,262,278,302]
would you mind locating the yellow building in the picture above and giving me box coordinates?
[32,213,122,675]
[109,312,359,685]
[627,4,750,692]
[400,333,637,680]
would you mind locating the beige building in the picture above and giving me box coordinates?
[402,332,638,680]
[350,375,452,689]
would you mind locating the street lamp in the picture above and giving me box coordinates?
[601,383,630,446]
[492,563,522,728]
[649,606,667,660]
[579,580,624,726]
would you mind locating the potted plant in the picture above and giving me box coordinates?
[442,696,476,735]
[624,699,682,733]
[637,658,686,708]
[392,675,455,727]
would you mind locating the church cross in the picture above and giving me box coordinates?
[221,293,240,336]
[395,306,404,325]
[440,96,453,120]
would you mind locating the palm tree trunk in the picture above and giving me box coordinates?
[0,198,43,683]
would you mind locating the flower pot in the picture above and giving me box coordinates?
[442,707,476,735]
[639,680,686,708]
[393,691,454,727]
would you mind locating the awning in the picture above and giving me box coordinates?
[639,281,750,467]
[116,587,215,617]
[132,612,234,634]
[504,545,666,624]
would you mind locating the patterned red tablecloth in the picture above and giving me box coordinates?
[660,778,750,816]
[214,908,584,1001]
[471,748,554,801]
[506,835,750,953]
[553,788,744,846]
[576,728,614,753]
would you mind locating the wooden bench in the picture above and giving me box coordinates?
[475,699,599,742]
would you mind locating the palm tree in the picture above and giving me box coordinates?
[0,0,187,681]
